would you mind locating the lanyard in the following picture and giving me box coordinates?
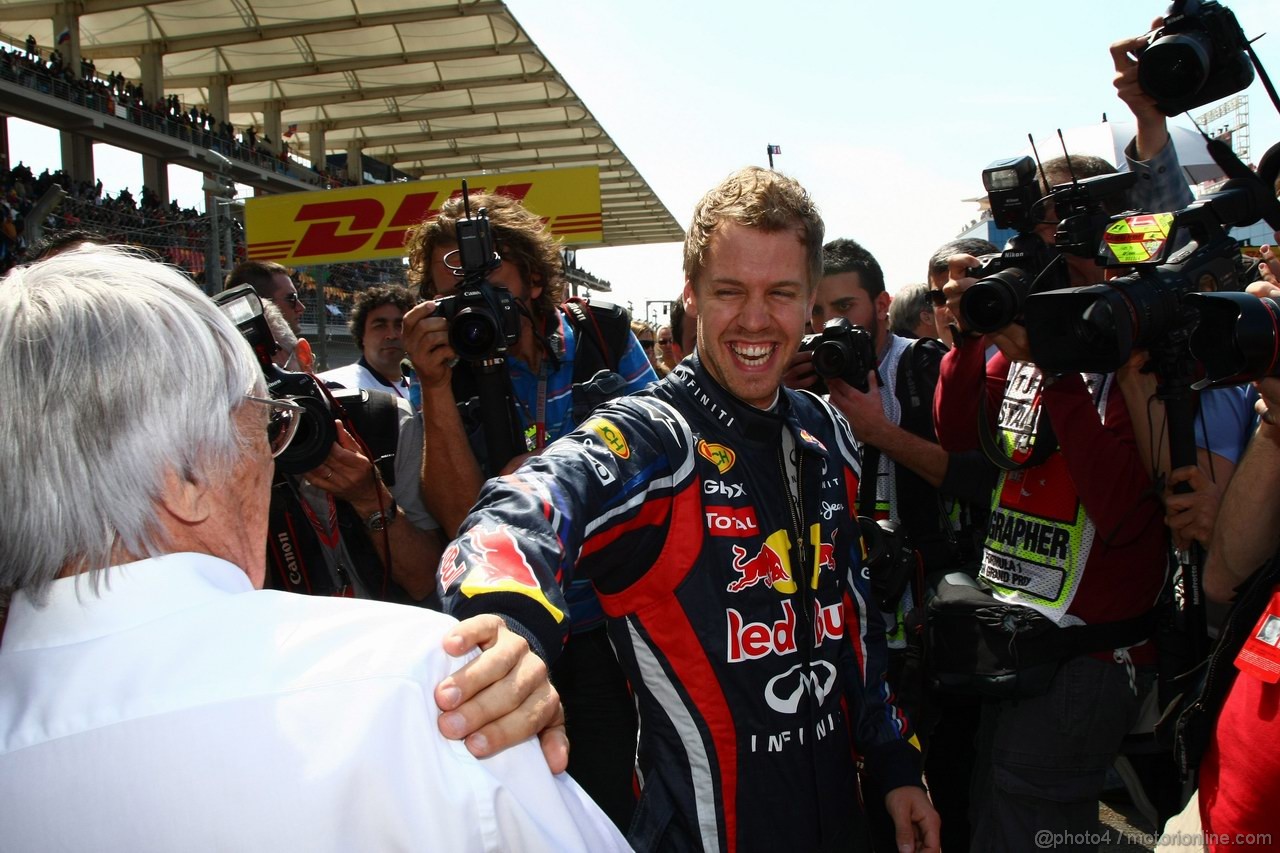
[515,373,548,451]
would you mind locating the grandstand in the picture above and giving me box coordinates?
[0,0,681,364]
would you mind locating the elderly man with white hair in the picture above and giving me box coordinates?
[0,245,628,852]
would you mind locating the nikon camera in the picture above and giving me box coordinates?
[1138,0,1254,117]
[799,317,877,394]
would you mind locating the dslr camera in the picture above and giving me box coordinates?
[432,186,521,363]
[800,317,877,394]
[1138,0,1254,117]
[859,517,920,613]
[959,156,1052,335]
[1186,143,1280,386]
[216,285,393,480]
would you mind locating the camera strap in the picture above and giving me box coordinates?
[1245,41,1280,116]
[857,443,882,519]
[976,367,1059,472]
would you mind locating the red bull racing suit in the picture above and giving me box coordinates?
[440,356,923,853]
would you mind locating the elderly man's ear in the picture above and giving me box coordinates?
[159,468,213,526]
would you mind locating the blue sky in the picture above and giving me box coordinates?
[10,0,1280,321]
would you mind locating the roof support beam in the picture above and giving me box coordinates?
[163,42,539,89]
[80,1,510,59]
[230,71,561,114]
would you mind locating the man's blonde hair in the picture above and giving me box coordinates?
[683,167,824,289]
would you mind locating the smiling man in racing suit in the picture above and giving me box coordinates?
[438,166,938,853]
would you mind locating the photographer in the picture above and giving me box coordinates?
[787,238,994,852]
[926,237,998,350]
[223,288,442,604]
[403,192,655,830]
[936,249,1167,849]
[888,283,936,340]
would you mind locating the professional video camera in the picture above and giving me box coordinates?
[1138,0,1254,116]
[958,156,1133,334]
[432,185,521,362]
[1025,138,1280,375]
[800,317,877,394]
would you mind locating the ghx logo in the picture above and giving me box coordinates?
[703,480,746,499]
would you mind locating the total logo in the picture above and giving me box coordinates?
[706,505,759,537]
[726,598,847,663]
[703,480,746,499]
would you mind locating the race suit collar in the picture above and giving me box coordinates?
[667,353,789,448]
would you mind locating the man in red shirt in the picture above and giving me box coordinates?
[1198,272,1280,853]
[935,252,1167,851]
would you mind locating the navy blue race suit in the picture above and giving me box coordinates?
[440,355,923,853]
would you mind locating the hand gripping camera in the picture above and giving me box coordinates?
[799,317,877,394]
[215,284,337,474]
[431,184,521,363]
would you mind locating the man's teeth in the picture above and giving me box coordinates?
[732,343,773,362]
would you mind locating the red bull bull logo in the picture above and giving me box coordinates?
[798,429,826,451]
[726,529,795,593]
[455,524,564,622]
[816,541,836,572]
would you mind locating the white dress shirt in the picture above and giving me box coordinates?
[0,554,630,852]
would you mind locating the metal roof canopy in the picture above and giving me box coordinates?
[0,0,684,247]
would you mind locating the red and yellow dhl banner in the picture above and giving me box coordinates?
[245,166,601,267]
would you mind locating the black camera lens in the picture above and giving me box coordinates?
[1139,33,1212,101]
[274,394,337,474]
[1187,292,1280,386]
[812,339,854,379]
[450,308,499,360]
[959,269,1030,334]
